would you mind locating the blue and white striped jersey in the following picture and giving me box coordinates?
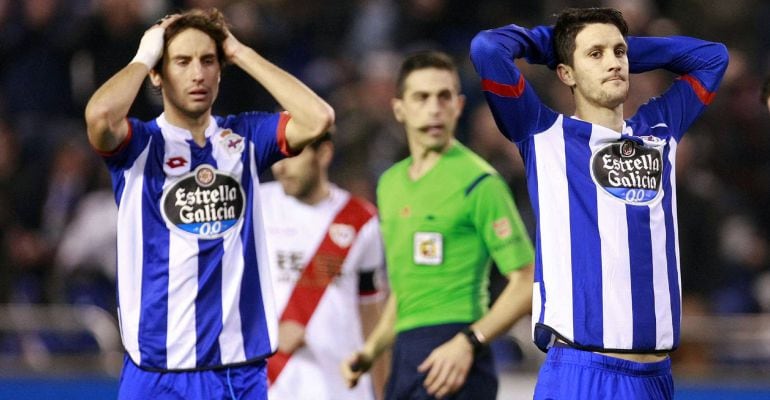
[471,25,728,353]
[101,111,291,370]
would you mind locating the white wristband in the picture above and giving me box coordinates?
[131,27,165,68]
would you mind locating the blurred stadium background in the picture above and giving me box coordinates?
[1,0,769,398]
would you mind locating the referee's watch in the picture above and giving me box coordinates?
[461,326,487,356]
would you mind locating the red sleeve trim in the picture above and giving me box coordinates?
[93,118,133,157]
[481,76,526,98]
[679,74,716,105]
[276,112,297,156]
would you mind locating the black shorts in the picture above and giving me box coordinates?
[385,323,498,400]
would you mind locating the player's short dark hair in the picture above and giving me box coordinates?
[395,51,460,98]
[761,75,770,106]
[152,8,228,74]
[553,7,628,66]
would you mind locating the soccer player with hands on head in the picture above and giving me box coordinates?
[84,8,333,400]
[471,6,728,400]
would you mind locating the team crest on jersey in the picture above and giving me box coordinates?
[329,223,355,249]
[161,164,245,238]
[590,139,664,204]
[219,129,245,155]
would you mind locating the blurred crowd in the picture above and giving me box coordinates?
[0,0,769,346]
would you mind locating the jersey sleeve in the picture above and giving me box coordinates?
[99,118,153,172]
[628,36,729,141]
[219,111,292,173]
[468,174,535,275]
[348,212,385,301]
[470,24,559,143]
[351,216,385,274]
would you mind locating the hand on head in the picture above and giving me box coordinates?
[131,14,181,69]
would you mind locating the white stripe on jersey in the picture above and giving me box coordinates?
[534,115,574,340]
[251,143,279,354]
[656,138,680,349]
[117,144,151,363]
[589,123,633,349]
[167,231,199,368]
[597,193,633,349]
[165,140,197,369]
[650,198,673,349]
[219,222,247,364]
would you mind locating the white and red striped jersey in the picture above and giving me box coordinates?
[260,182,384,400]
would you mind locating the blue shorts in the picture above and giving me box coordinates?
[385,323,498,400]
[534,345,673,400]
[118,355,268,400]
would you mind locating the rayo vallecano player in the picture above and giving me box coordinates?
[84,8,333,400]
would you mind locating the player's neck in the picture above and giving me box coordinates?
[297,180,331,205]
[163,106,213,146]
[574,102,625,133]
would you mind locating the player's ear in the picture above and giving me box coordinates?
[556,63,576,88]
[392,98,404,123]
[149,68,163,89]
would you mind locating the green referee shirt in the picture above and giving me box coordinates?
[377,141,534,333]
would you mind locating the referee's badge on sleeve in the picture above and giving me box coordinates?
[493,217,512,239]
[414,232,443,265]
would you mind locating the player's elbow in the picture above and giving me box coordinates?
[713,42,730,76]
[316,102,335,135]
[84,102,124,152]
[469,31,498,64]
[305,102,335,140]
[84,103,111,144]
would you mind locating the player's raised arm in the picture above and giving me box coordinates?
[84,15,179,153]
[627,35,728,138]
[222,29,334,153]
[470,24,558,143]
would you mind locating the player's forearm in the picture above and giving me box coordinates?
[628,36,729,90]
[471,24,556,78]
[362,295,397,360]
[228,46,334,149]
[84,63,148,151]
[470,264,534,342]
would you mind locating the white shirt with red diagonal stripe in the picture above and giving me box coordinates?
[260,182,384,400]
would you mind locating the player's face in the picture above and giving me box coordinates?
[271,146,322,200]
[393,68,465,153]
[155,28,221,118]
[567,23,629,110]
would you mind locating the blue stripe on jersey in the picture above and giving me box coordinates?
[192,140,225,367]
[564,119,603,347]
[662,145,681,348]
[520,139,546,327]
[196,237,224,366]
[139,135,170,367]
[626,207,656,349]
